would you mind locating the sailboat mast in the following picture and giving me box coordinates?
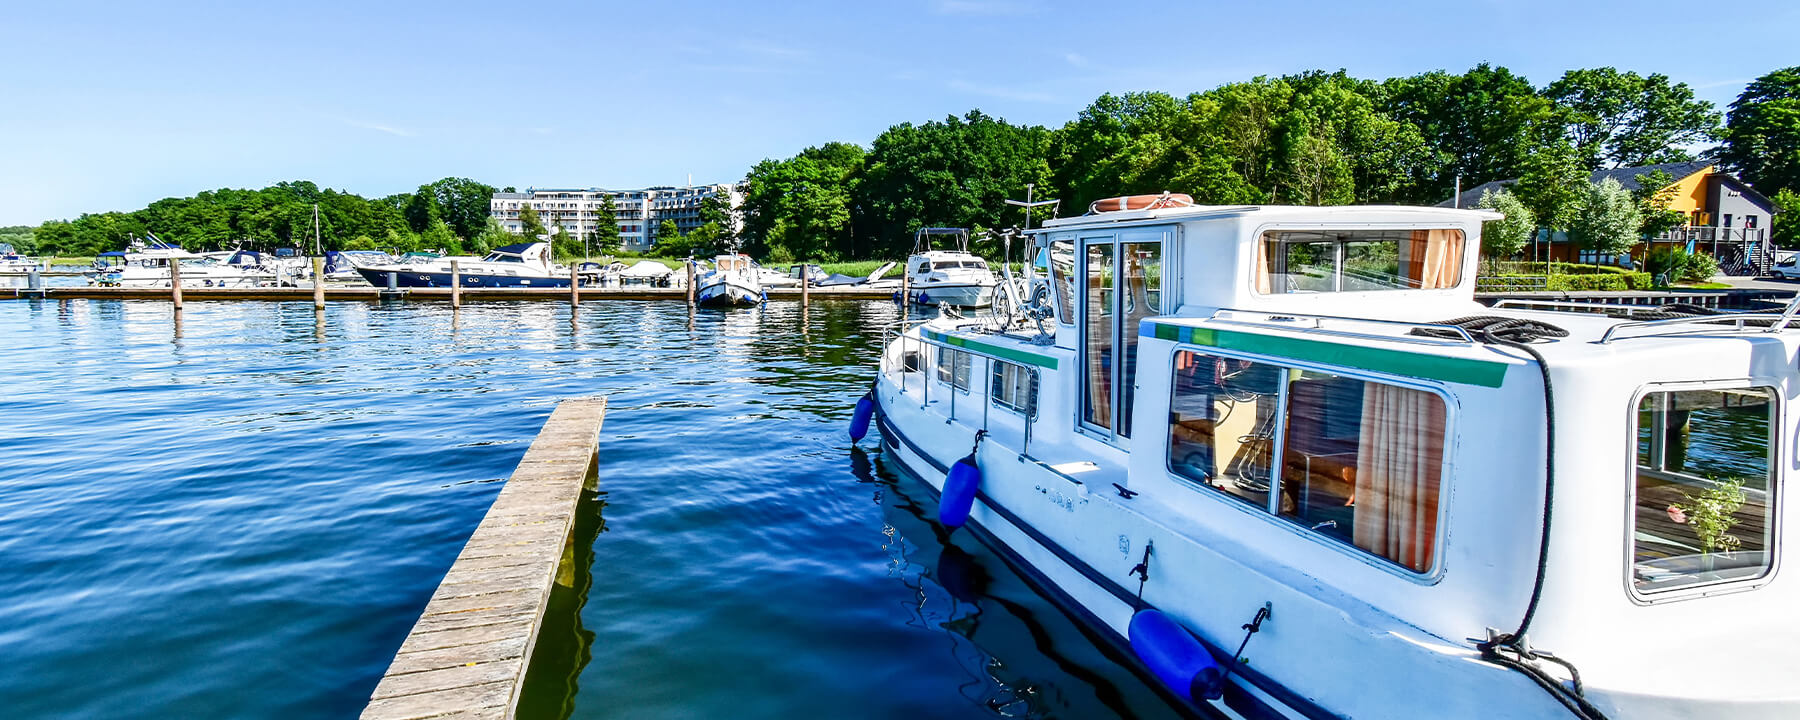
[313,204,321,255]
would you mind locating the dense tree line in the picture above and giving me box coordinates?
[30,177,507,257]
[741,64,1800,260]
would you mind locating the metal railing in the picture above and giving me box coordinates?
[880,319,1042,458]
[1204,309,1480,345]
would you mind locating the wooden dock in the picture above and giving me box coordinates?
[361,397,607,720]
[4,285,894,302]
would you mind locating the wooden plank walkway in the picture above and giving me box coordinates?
[5,286,894,302]
[362,397,607,720]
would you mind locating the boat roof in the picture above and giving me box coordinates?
[1037,204,1501,229]
[492,242,538,255]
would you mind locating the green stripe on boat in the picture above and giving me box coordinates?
[1147,322,1507,388]
[921,329,1059,369]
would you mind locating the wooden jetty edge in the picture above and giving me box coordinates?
[362,397,607,720]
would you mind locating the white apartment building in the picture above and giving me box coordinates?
[490,184,743,252]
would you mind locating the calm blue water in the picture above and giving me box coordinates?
[0,298,1178,719]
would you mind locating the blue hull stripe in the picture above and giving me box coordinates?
[356,269,571,289]
[873,396,1340,720]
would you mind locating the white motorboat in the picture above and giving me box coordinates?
[902,228,996,307]
[353,242,572,288]
[696,254,763,307]
[0,243,43,274]
[91,237,278,288]
[323,251,397,282]
[757,261,800,288]
[619,260,676,287]
[859,199,1800,719]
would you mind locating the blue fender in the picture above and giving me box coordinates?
[938,454,980,528]
[848,393,874,443]
[918,291,931,305]
[1129,609,1225,703]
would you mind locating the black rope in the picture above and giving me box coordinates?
[1127,541,1153,609]
[1423,315,1606,720]
[1220,603,1271,683]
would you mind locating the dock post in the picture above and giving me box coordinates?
[569,265,579,308]
[312,256,326,309]
[450,260,462,309]
[24,267,45,298]
[685,260,696,305]
[900,265,909,307]
[801,261,810,307]
[360,397,607,720]
[381,270,404,301]
[169,261,183,309]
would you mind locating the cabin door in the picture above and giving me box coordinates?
[1079,232,1166,440]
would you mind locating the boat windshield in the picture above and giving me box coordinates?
[1632,388,1776,595]
[1258,229,1463,294]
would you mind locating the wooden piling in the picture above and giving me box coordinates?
[569,265,580,308]
[900,263,909,307]
[169,260,183,309]
[361,397,607,720]
[800,261,810,307]
[450,260,462,309]
[685,260,696,305]
[313,256,326,309]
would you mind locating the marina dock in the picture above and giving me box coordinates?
[361,397,607,720]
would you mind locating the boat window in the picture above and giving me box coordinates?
[916,261,932,273]
[1050,239,1075,325]
[1118,241,1162,438]
[935,346,971,391]
[1631,388,1776,595]
[990,360,1037,417]
[1082,243,1116,431]
[1170,351,1448,573]
[1258,229,1463,294]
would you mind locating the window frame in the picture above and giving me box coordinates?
[1251,225,1468,297]
[934,345,972,393]
[989,358,1039,419]
[1624,380,1781,604]
[1163,342,1458,582]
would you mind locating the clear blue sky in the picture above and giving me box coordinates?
[3,0,1795,226]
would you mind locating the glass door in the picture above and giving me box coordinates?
[1080,235,1164,440]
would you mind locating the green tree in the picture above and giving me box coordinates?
[403,186,442,234]
[1772,188,1800,248]
[1476,188,1534,257]
[1544,68,1722,170]
[1717,67,1800,194]
[1512,141,1588,232]
[420,178,498,241]
[741,142,865,260]
[858,110,1053,257]
[1629,169,1686,238]
[1,225,38,254]
[1379,64,1561,201]
[655,219,683,253]
[590,195,622,254]
[419,219,458,253]
[517,204,547,239]
[697,191,735,249]
[1568,177,1643,261]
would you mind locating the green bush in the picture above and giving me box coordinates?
[1544,271,1652,291]
[1681,252,1719,282]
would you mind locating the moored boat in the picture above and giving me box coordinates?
[352,242,571,288]
[0,243,44,274]
[90,236,278,288]
[696,254,763,307]
[903,228,996,307]
[861,199,1800,719]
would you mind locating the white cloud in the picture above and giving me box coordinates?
[345,120,413,137]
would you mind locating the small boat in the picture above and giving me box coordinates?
[323,251,397,282]
[695,254,763,307]
[903,228,996,307]
[90,236,278,288]
[787,264,827,286]
[618,260,676,287]
[757,261,799,288]
[815,261,898,289]
[1,243,44,274]
[863,198,1800,719]
[353,242,572,288]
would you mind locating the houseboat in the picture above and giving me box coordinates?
[903,228,997,307]
[858,201,1797,719]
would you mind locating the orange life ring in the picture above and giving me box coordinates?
[1089,193,1194,214]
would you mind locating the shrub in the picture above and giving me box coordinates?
[1681,252,1719,282]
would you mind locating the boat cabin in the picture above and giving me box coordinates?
[875,202,1800,716]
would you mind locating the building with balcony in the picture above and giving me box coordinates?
[1441,161,1784,274]
[489,183,743,253]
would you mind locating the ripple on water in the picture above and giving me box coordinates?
[0,299,1182,720]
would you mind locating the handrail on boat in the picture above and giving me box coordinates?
[1588,295,1800,343]
[1490,298,1675,317]
[1203,308,1479,346]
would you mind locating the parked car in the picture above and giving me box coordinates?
[1772,255,1800,280]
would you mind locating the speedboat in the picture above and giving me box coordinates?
[0,243,43,274]
[787,264,827,286]
[858,199,1800,719]
[757,261,799,288]
[903,228,996,307]
[90,236,278,288]
[618,260,675,287]
[323,251,397,282]
[353,242,572,288]
[695,254,763,307]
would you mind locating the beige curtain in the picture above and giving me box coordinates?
[1353,384,1445,572]
[1255,239,1274,294]
[1409,230,1464,289]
